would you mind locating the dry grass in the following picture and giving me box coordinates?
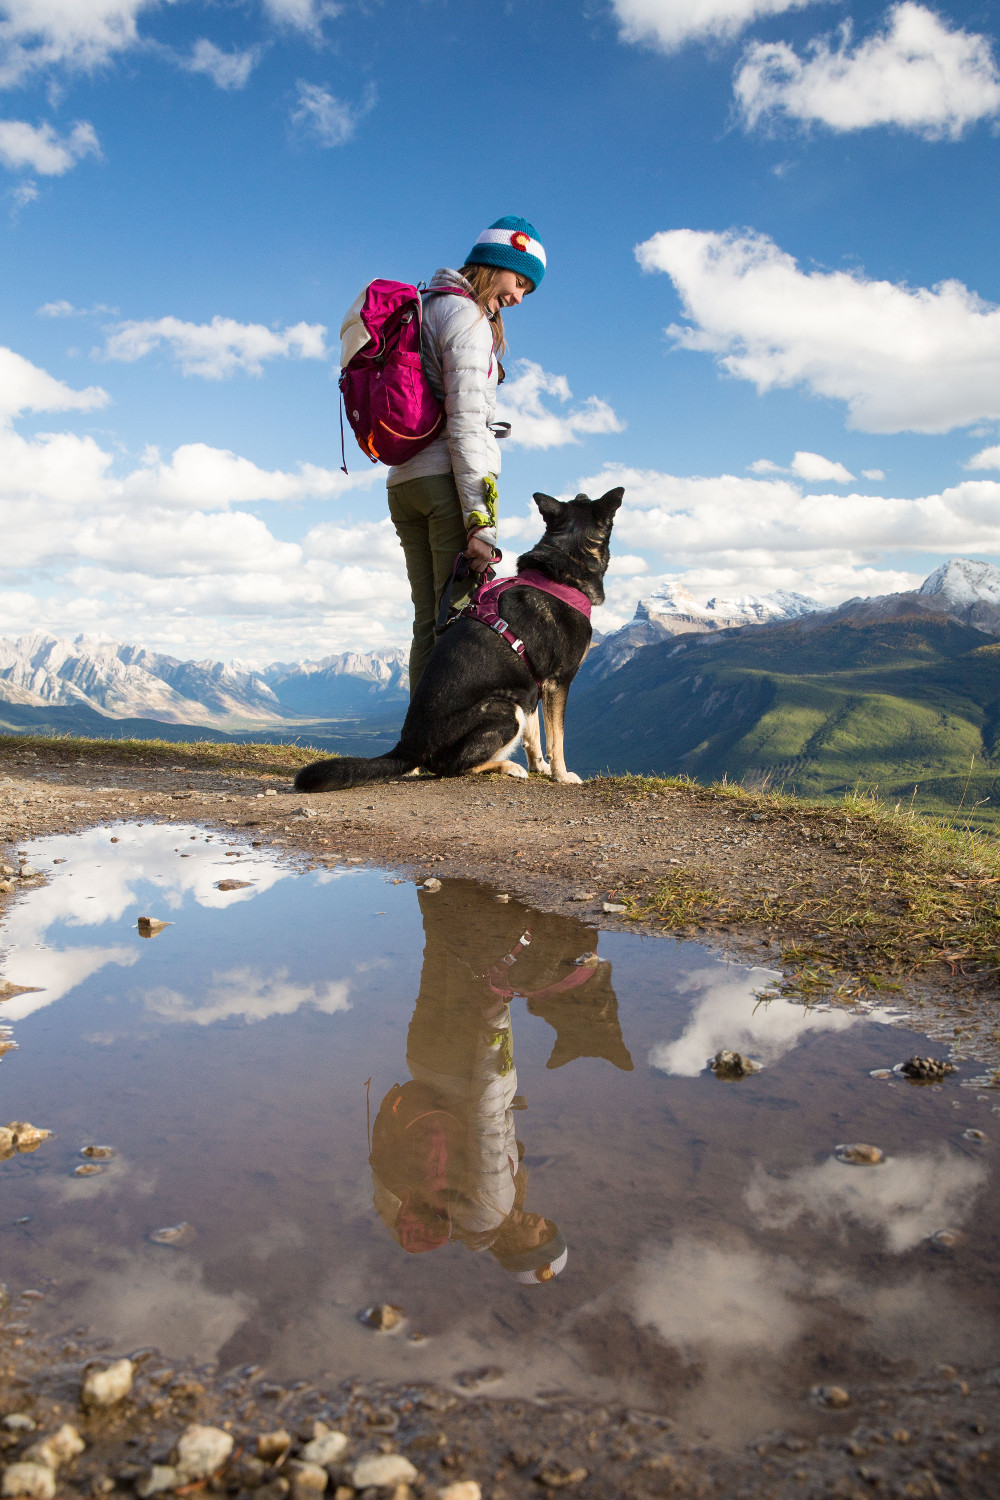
[0,733,320,777]
[600,774,1000,1001]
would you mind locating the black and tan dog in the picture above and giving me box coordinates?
[294,486,623,792]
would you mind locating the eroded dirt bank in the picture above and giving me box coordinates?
[2,742,1000,1498]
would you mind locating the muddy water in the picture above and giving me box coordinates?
[1,822,998,1442]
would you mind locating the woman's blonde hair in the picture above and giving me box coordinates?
[458,263,513,356]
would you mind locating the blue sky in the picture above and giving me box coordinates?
[3,0,1000,664]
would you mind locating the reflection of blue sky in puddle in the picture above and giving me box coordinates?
[648,963,895,1076]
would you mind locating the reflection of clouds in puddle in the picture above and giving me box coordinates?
[649,965,857,1076]
[68,1249,254,1363]
[0,946,138,1022]
[746,1148,988,1253]
[246,1219,307,1261]
[39,1155,157,1205]
[142,966,351,1026]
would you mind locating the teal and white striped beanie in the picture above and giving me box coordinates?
[465,215,546,290]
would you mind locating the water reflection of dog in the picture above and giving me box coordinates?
[370,880,632,1283]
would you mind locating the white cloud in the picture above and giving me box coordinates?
[496,360,624,449]
[37,297,76,316]
[612,0,816,53]
[0,0,156,87]
[0,344,108,418]
[290,80,374,147]
[861,467,885,479]
[636,227,1000,433]
[144,965,351,1026]
[0,117,99,174]
[103,314,328,378]
[736,4,1000,138]
[790,449,853,481]
[186,39,260,91]
[966,444,1000,470]
[264,0,340,34]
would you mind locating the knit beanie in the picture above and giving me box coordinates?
[491,1226,568,1284]
[465,216,546,290]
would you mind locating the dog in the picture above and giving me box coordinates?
[294,486,623,792]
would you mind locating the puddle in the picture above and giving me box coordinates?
[1,823,998,1442]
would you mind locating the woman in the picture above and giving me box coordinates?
[387,215,546,691]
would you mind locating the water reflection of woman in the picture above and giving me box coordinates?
[369,880,632,1284]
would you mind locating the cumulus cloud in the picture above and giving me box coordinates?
[103,315,328,378]
[861,467,885,479]
[185,39,260,91]
[0,117,99,174]
[966,444,1000,470]
[790,449,853,481]
[144,965,351,1026]
[612,0,816,53]
[264,0,340,34]
[0,0,156,87]
[0,344,108,418]
[496,360,624,449]
[636,226,1000,433]
[290,80,374,147]
[736,4,1000,138]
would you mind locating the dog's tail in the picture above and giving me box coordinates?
[294,744,418,793]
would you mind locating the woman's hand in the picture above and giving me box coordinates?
[464,533,495,573]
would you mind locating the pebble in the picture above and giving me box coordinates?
[215,879,253,891]
[359,1303,404,1331]
[900,1055,955,1081]
[80,1145,115,1159]
[930,1228,963,1249]
[5,1123,51,1153]
[135,1466,179,1497]
[422,878,442,892]
[602,902,626,914]
[174,1424,234,1481]
[566,892,596,902]
[256,1430,292,1462]
[2,1416,35,1434]
[289,1460,328,1496]
[869,1068,893,1080]
[439,1485,482,1500]
[494,893,509,903]
[351,1454,418,1489]
[74,1163,103,1177]
[150,1222,196,1247]
[82,1359,134,1407]
[814,1385,851,1409]
[1,1461,56,1499]
[24,1425,85,1468]
[136,916,172,936]
[537,1465,588,1488]
[710,1050,758,1080]
[17,866,37,879]
[963,1128,986,1142]
[301,1432,349,1466]
[835,1143,884,1165]
[0,882,12,895]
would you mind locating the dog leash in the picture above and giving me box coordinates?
[435,548,500,636]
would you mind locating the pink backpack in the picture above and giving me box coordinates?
[338,280,471,471]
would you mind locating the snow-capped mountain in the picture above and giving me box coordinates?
[0,634,408,725]
[821,557,1000,636]
[585,583,821,681]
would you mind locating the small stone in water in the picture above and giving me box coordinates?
[422,878,442,892]
[137,916,172,937]
[359,1303,404,1331]
[80,1144,114,1159]
[150,1222,196,1247]
[710,1050,758,1080]
[73,1163,103,1177]
[7,1123,51,1153]
[494,893,510,903]
[351,1454,418,1489]
[835,1143,884,1166]
[869,1068,893,1080]
[963,1128,986,1141]
[814,1384,851,1409]
[82,1359,134,1407]
[18,865,38,879]
[931,1228,963,1249]
[301,1431,348,1466]
[256,1430,291,1462]
[215,879,252,891]
[174,1424,234,1482]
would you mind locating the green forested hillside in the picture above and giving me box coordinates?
[570,614,1000,825]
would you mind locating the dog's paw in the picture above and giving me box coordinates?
[499,761,530,779]
[528,759,552,777]
[553,770,583,785]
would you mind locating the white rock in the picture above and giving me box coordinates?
[289,1460,328,1495]
[17,866,37,880]
[422,878,442,892]
[24,1425,85,1468]
[174,1424,234,1481]
[603,902,626,915]
[82,1358,134,1407]
[136,1466,179,1498]
[1,1462,56,1499]
[439,1484,482,1500]
[1,1416,35,1433]
[301,1431,348,1466]
[351,1454,419,1489]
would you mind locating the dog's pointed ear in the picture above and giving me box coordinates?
[533,492,563,523]
[595,486,624,518]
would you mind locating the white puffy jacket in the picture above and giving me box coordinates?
[387,267,501,547]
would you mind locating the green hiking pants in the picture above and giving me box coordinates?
[388,472,478,693]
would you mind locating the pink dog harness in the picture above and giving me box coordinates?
[460,569,592,687]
